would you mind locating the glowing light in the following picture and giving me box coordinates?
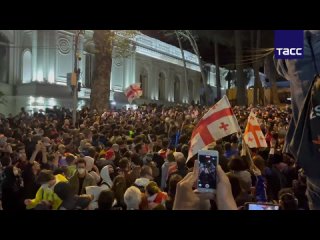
[29,96,35,105]
[48,98,56,106]
[37,97,44,104]
[48,69,55,83]
[37,70,43,82]
[111,101,116,106]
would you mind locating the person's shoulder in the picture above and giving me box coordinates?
[86,173,96,181]
[55,174,68,182]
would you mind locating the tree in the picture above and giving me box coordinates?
[215,41,221,100]
[264,53,280,104]
[175,30,208,105]
[88,30,137,114]
[0,91,6,105]
[235,30,246,106]
[253,30,264,106]
[175,31,189,102]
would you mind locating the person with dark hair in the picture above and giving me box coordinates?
[131,153,143,167]
[224,142,238,159]
[69,158,96,196]
[165,174,182,210]
[167,152,188,188]
[227,157,252,195]
[24,169,68,210]
[134,143,147,163]
[111,175,127,210]
[54,182,92,210]
[278,189,299,210]
[97,190,115,210]
[1,166,24,210]
[265,153,288,201]
[145,181,167,210]
[161,151,176,190]
[0,156,11,201]
[158,138,169,160]
[292,169,309,210]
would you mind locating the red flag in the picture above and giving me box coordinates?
[125,83,142,103]
[187,96,240,161]
[244,111,267,148]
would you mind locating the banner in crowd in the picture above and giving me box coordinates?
[125,83,143,103]
[187,95,239,161]
[243,111,267,148]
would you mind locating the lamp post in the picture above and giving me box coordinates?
[72,30,84,128]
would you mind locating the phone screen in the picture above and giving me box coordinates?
[248,204,279,210]
[198,153,217,191]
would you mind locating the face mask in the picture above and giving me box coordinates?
[13,168,19,176]
[78,168,86,175]
[42,183,49,190]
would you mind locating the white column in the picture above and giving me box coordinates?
[36,31,44,82]
[47,30,56,84]
[32,30,38,81]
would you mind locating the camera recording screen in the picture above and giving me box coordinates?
[198,154,217,190]
[248,204,279,210]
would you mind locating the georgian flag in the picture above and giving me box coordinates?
[124,83,143,104]
[187,96,240,161]
[244,111,267,148]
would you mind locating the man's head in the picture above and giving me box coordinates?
[124,186,142,210]
[0,156,11,167]
[76,158,87,176]
[54,182,73,200]
[112,144,119,153]
[119,157,130,172]
[37,170,56,188]
[98,190,115,210]
[140,165,153,180]
[58,144,66,154]
[145,181,160,197]
[135,143,146,156]
[173,152,186,169]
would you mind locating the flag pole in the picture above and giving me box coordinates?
[225,96,255,168]
[241,134,255,168]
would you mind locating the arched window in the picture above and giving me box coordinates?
[0,33,9,83]
[188,79,194,103]
[158,72,165,101]
[139,68,148,98]
[22,50,32,83]
[174,76,180,102]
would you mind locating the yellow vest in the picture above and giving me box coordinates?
[27,174,68,210]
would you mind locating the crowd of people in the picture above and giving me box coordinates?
[0,102,307,210]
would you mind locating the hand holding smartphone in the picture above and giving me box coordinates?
[197,150,219,194]
[244,202,280,210]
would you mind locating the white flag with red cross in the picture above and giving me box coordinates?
[244,111,267,148]
[187,95,240,161]
[125,83,143,104]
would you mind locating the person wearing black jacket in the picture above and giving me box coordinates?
[1,166,25,210]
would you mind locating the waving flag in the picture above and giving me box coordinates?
[187,95,240,161]
[244,111,267,148]
[125,83,143,103]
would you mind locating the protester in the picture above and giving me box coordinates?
[0,99,309,210]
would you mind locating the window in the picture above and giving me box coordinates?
[22,50,32,83]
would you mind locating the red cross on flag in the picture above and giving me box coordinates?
[244,111,267,148]
[187,95,240,161]
[124,83,143,104]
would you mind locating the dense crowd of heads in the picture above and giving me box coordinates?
[0,103,306,210]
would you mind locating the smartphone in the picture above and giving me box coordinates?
[245,202,280,210]
[197,150,219,193]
